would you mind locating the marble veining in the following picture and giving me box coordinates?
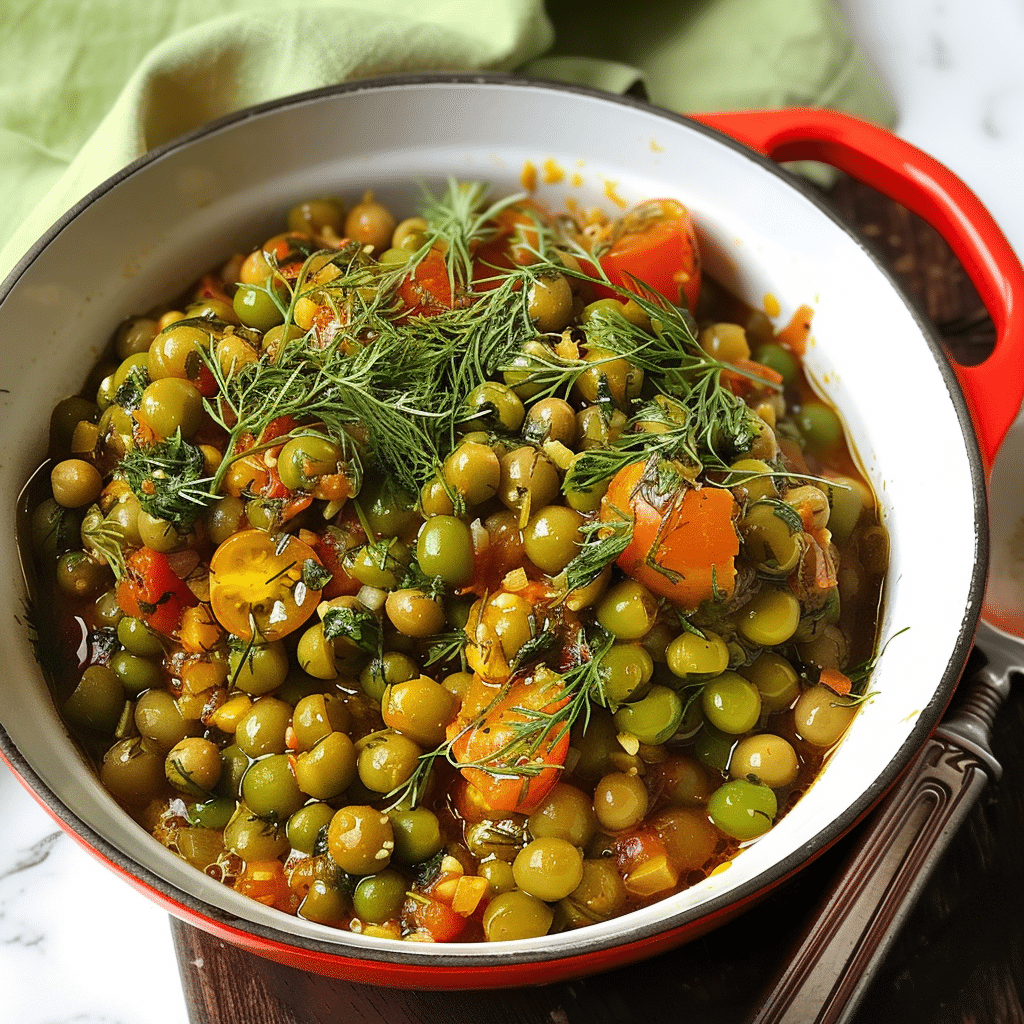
[2,1,1023,1021]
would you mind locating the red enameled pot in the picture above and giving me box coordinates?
[1,75,1022,988]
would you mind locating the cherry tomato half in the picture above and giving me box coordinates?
[209,529,324,641]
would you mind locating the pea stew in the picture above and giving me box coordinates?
[25,181,889,943]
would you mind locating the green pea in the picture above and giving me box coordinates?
[574,345,643,409]
[503,340,553,400]
[382,677,457,748]
[598,643,655,707]
[31,497,75,561]
[294,732,357,800]
[614,684,684,745]
[134,689,192,751]
[165,737,223,797]
[109,650,162,696]
[523,397,577,446]
[497,446,561,513]
[234,696,293,757]
[327,804,394,875]
[115,316,159,359]
[701,671,762,735]
[527,273,574,332]
[513,837,585,902]
[737,587,801,646]
[384,589,447,638]
[104,495,143,548]
[461,381,525,433]
[136,377,204,439]
[99,737,165,806]
[726,458,779,504]
[278,434,346,492]
[523,505,584,575]
[692,723,736,773]
[752,343,799,387]
[824,475,868,547]
[359,651,419,704]
[416,515,474,586]
[49,396,99,457]
[56,550,113,598]
[291,693,352,750]
[593,772,649,832]
[296,623,338,680]
[233,282,286,331]
[345,541,409,590]
[137,511,187,553]
[740,501,803,576]
[229,641,290,696]
[443,441,501,507]
[147,323,212,382]
[64,665,125,734]
[707,778,777,840]
[357,478,419,537]
[479,859,516,896]
[730,733,799,788]
[287,802,337,855]
[353,869,406,924]
[241,753,305,818]
[740,652,800,712]
[224,804,290,860]
[93,589,125,628]
[189,795,236,830]
[596,580,658,640]
[216,744,251,800]
[288,197,345,234]
[666,630,730,680]
[298,878,349,925]
[355,729,422,794]
[483,889,554,941]
[205,496,247,546]
[559,858,627,927]
[795,401,843,457]
[562,452,611,513]
[527,784,597,848]
[116,614,163,655]
[389,807,444,865]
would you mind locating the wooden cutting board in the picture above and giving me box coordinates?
[170,173,1022,1024]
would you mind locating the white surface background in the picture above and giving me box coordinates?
[2,2,1023,1021]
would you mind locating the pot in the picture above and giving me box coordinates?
[1,74,1020,989]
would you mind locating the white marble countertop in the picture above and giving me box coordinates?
[2,2,1023,1022]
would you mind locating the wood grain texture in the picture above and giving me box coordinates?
[171,174,1023,1024]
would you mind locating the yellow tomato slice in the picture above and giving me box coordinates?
[209,529,324,640]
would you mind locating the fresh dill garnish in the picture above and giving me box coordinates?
[560,516,634,594]
[118,432,213,530]
[321,601,382,655]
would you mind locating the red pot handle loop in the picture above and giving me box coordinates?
[692,108,1024,474]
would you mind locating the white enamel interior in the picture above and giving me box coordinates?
[0,78,984,968]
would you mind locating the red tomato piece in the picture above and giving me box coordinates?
[590,199,702,311]
[448,670,570,814]
[116,546,199,636]
[600,459,739,610]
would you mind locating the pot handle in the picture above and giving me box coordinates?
[692,108,1024,474]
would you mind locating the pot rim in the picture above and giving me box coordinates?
[0,71,989,971]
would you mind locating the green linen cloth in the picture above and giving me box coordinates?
[0,0,895,281]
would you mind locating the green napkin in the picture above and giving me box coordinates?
[0,0,894,281]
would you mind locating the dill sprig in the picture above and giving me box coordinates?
[118,432,214,530]
[419,179,530,290]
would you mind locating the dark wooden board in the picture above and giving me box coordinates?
[170,174,1023,1024]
